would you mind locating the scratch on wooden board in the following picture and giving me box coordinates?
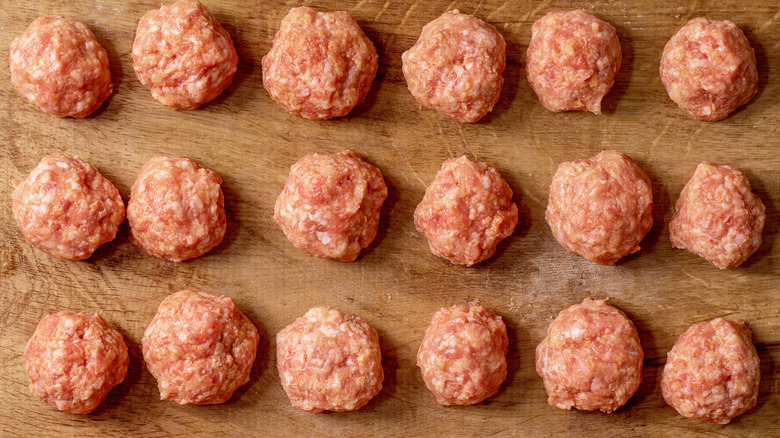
[757,10,780,33]
[444,1,459,12]
[351,0,369,12]
[521,0,551,22]
[534,151,557,176]
[391,142,426,188]
[487,2,508,21]
[360,263,365,305]
[522,187,543,206]
[456,125,476,159]
[471,0,485,16]
[649,120,672,162]
[683,271,709,288]
[684,125,706,153]
[373,1,391,22]
[390,0,420,38]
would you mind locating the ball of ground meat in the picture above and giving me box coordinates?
[546,150,653,265]
[402,10,506,123]
[660,18,757,121]
[142,289,259,405]
[414,156,518,266]
[132,0,238,109]
[536,298,643,413]
[669,162,765,269]
[276,307,383,412]
[662,318,760,424]
[262,7,378,120]
[417,305,508,406]
[12,155,125,260]
[127,156,226,262]
[25,311,128,414]
[274,150,387,261]
[526,10,622,114]
[9,15,113,117]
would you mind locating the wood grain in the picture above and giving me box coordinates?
[1,0,779,436]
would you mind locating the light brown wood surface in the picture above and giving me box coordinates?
[1,0,779,436]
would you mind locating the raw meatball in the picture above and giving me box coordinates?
[142,289,259,405]
[669,162,765,269]
[536,298,643,413]
[414,156,518,266]
[276,307,383,412]
[417,306,508,406]
[132,0,238,109]
[127,156,226,262]
[402,10,506,123]
[25,311,128,414]
[12,155,124,260]
[662,318,760,424]
[660,18,757,121]
[262,7,378,120]
[274,150,387,261]
[526,10,622,114]
[546,150,653,265]
[9,15,112,117]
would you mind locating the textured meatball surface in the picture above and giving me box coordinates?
[526,10,621,114]
[402,10,506,122]
[142,289,259,405]
[276,307,383,412]
[660,17,757,121]
[669,162,765,269]
[9,15,112,117]
[414,156,518,266]
[545,150,653,265]
[274,150,387,261]
[25,311,128,414]
[536,299,644,413]
[262,7,378,120]
[12,155,124,260]
[662,318,760,424]
[127,156,226,262]
[417,306,508,405]
[132,0,238,109]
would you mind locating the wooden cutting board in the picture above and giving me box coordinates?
[1,0,778,436]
